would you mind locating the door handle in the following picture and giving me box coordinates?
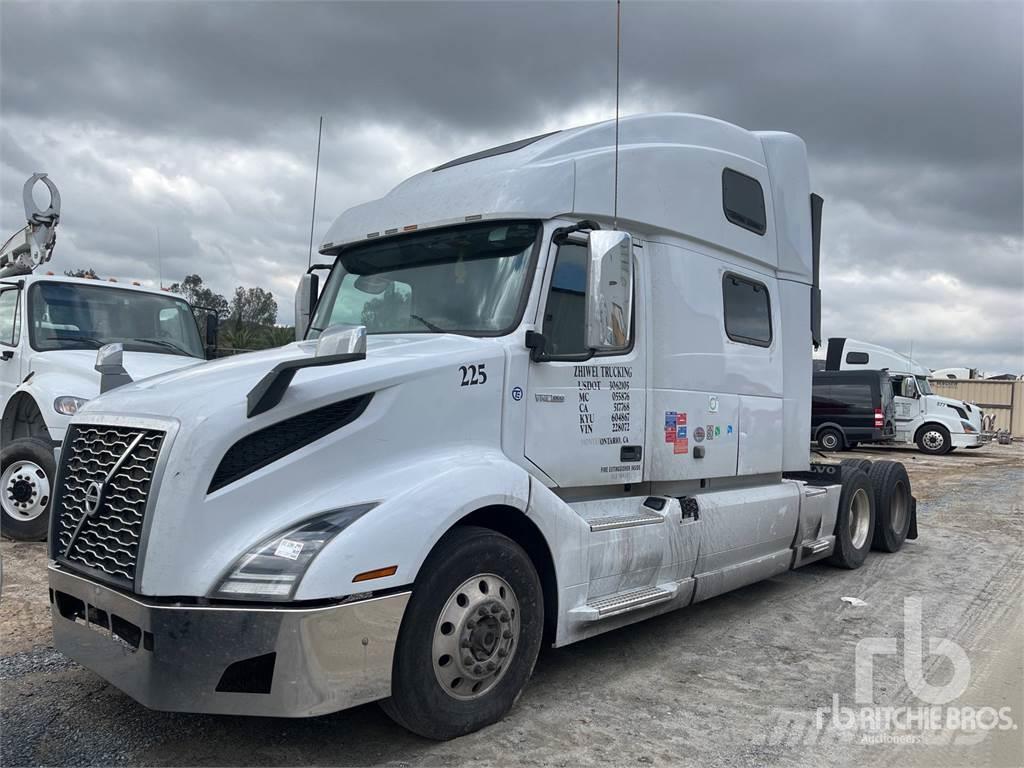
[0,350,13,361]
[620,445,642,462]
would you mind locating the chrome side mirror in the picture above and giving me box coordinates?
[901,377,918,399]
[315,324,366,358]
[585,231,633,351]
[294,272,319,341]
[95,343,133,393]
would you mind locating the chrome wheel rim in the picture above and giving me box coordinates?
[849,487,870,549]
[922,430,945,451]
[432,573,520,700]
[821,432,839,449]
[1,460,51,522]
[890,481,908,534]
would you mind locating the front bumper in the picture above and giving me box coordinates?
[48,565,409,717]
[951,432,982,449]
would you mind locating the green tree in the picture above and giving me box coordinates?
[230,286,278,329]
[64,267,100,279]
[168,274,229,320]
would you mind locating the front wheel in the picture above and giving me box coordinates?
[381,526,543,740]
[916,425,951,455]
[1,437,56,541]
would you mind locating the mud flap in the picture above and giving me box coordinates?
[907,496,918,540]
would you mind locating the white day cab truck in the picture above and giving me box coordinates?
[0,175,215,540]
[824,337,983,454]
[47,114,918,739]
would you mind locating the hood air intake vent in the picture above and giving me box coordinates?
[209,394,373,493]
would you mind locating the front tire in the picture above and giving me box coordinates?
[381,526,543,740]
[916,424,951,455]
[1,437,56,541]
[828,468,875,569]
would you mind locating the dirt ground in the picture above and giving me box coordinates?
[2,443,1022,767]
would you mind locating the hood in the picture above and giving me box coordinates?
[931,394,983,427]
[77,333,507,424]
[26,349,202,400]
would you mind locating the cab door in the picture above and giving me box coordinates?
[524,236,646,487]
[890,374,922,443]
[0,286,24,410]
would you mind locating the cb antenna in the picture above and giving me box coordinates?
[307,115,324,269]
[612,0,622,229]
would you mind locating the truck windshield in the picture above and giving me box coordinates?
[308,221,538,338]
[915,376,933,395]
[28,282,204,357]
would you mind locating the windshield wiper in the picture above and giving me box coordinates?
[409,314,447,333]
[50,334,104,348]
[131,338,193,356]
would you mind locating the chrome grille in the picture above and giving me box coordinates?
[54,424,165,585]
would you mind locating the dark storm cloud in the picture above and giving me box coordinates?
[1,0,1021,371]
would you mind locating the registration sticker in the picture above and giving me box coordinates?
[275,539,304,560]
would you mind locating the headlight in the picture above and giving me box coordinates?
[961,421,976,434]
[54,396,87,416]
[212,503,376,601]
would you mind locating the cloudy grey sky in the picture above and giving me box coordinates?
[2,0,1021,373]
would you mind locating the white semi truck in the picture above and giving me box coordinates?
[1,175,211,540]
[47,114,917,739]
[824,337,983,454]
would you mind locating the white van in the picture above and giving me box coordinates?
[824,337,983,454]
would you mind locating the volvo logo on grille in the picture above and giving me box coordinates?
[83,481,104,517]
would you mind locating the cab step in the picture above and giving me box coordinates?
[802,537,833,556]
[587,511,664,532]
[569,583,677,622]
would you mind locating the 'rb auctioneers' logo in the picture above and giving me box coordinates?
[765,596,1016,747]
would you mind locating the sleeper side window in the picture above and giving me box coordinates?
[0,289,20,346]
[541,242,589,357]
[722,168,766,235]
[723,273,772,347]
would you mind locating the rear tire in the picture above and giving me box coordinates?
[818,427,844,452]
[828,468,875,569]
[381,526,543,740]
[1,437,56,541]
[868,461,912,552]
[841,458,873,474]
[916,425,951,455]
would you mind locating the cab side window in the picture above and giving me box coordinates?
[0,289,20,346]
[722,273,771,347]
[541,242,589,357]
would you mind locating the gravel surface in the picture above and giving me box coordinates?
[1,443,1022,767]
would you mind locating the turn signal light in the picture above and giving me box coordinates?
[353,565,398,583]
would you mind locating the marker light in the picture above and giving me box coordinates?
[212,503,377,601]
[54,396,87,416]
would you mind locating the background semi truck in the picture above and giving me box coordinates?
[46,114,915,739]
[0,175,212,540]
[824,337,983,454]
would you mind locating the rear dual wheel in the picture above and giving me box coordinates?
[381,526,543,740]
[868,460,912,552]
[829,468,874,569]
